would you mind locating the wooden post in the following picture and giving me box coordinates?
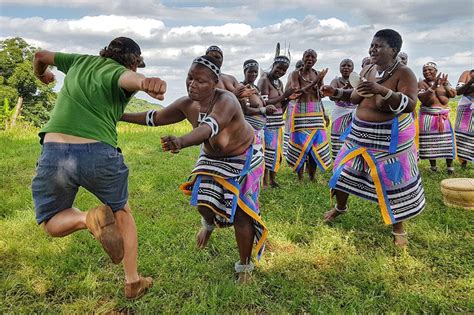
[10,96,23,128]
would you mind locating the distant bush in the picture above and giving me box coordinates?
[125,97,163,113]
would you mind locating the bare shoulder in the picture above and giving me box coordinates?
[289,70,298,79]
[418,78,428,88]
[222,73,238,83]
[257,75,270,90]
[173,96,193,107]
[258,74,270,83]
[168,96,193,113]
[459,70,470,82]
[397,65,416,81]
[361,64,374,77]
[217,89,239,106]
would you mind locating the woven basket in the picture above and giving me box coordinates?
[440,178,474,210]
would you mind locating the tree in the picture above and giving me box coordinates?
[0,37,56,128]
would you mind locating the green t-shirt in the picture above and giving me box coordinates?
[40,53,131,147]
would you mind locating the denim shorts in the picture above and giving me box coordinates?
[32,142,129,224]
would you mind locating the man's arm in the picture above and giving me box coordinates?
[118,71,167,101]
[120,97,188,126]
[33,50,56,84]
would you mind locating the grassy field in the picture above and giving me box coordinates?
[0,120,473,314]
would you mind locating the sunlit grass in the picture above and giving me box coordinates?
[0,120,473,313]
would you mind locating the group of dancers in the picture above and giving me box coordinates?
[31,29,473,299]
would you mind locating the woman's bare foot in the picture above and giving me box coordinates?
[392,231,408,247]
[237,272,252,284]
[235,261,254,284]
[323,206,346,223]
[196,228,213,249]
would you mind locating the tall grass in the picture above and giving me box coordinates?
[0,119,473,313]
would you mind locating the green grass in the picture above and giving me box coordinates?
[0,121,473,313]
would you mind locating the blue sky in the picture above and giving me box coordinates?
[1,0,473,104]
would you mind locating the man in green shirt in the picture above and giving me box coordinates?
[32,37,166,299]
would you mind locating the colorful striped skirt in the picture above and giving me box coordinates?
[331,101,357,160]
[264,110,284,172]
[454,96,474,162]
[286,101,331,172]
[329,113,425,225]
[418,106,455,160]
[180,139,267,260]
[283,101,295,157]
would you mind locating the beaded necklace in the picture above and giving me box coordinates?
[198,91,217,123]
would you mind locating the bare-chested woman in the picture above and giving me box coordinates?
[324,29,425,246]
[205,45,240,92]
[283,60,304,157]
[286,49,331,181]
[258,55,296,188]
[455,69,474,167]
[417,62,457,173]
[120,55,267,283]
[236,59,277,140]
[320,58,357,160]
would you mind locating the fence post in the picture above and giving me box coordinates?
[10,96,23,128]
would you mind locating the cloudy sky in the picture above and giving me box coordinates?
[1,0,473,104]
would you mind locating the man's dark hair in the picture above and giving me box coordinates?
[99,37,145,69]
[374,29,403,55]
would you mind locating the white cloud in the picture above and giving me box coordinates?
[68,16,165,38]
[319,18,349,30]
[167,23,251,38]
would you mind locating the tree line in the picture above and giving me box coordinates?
[0,37,56,129]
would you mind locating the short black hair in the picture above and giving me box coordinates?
[374,29,403,55]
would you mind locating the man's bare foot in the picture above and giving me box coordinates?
[124,276,153,300]
[323,206,346,223]
[392,231,408,247]
[196,227,213,249]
